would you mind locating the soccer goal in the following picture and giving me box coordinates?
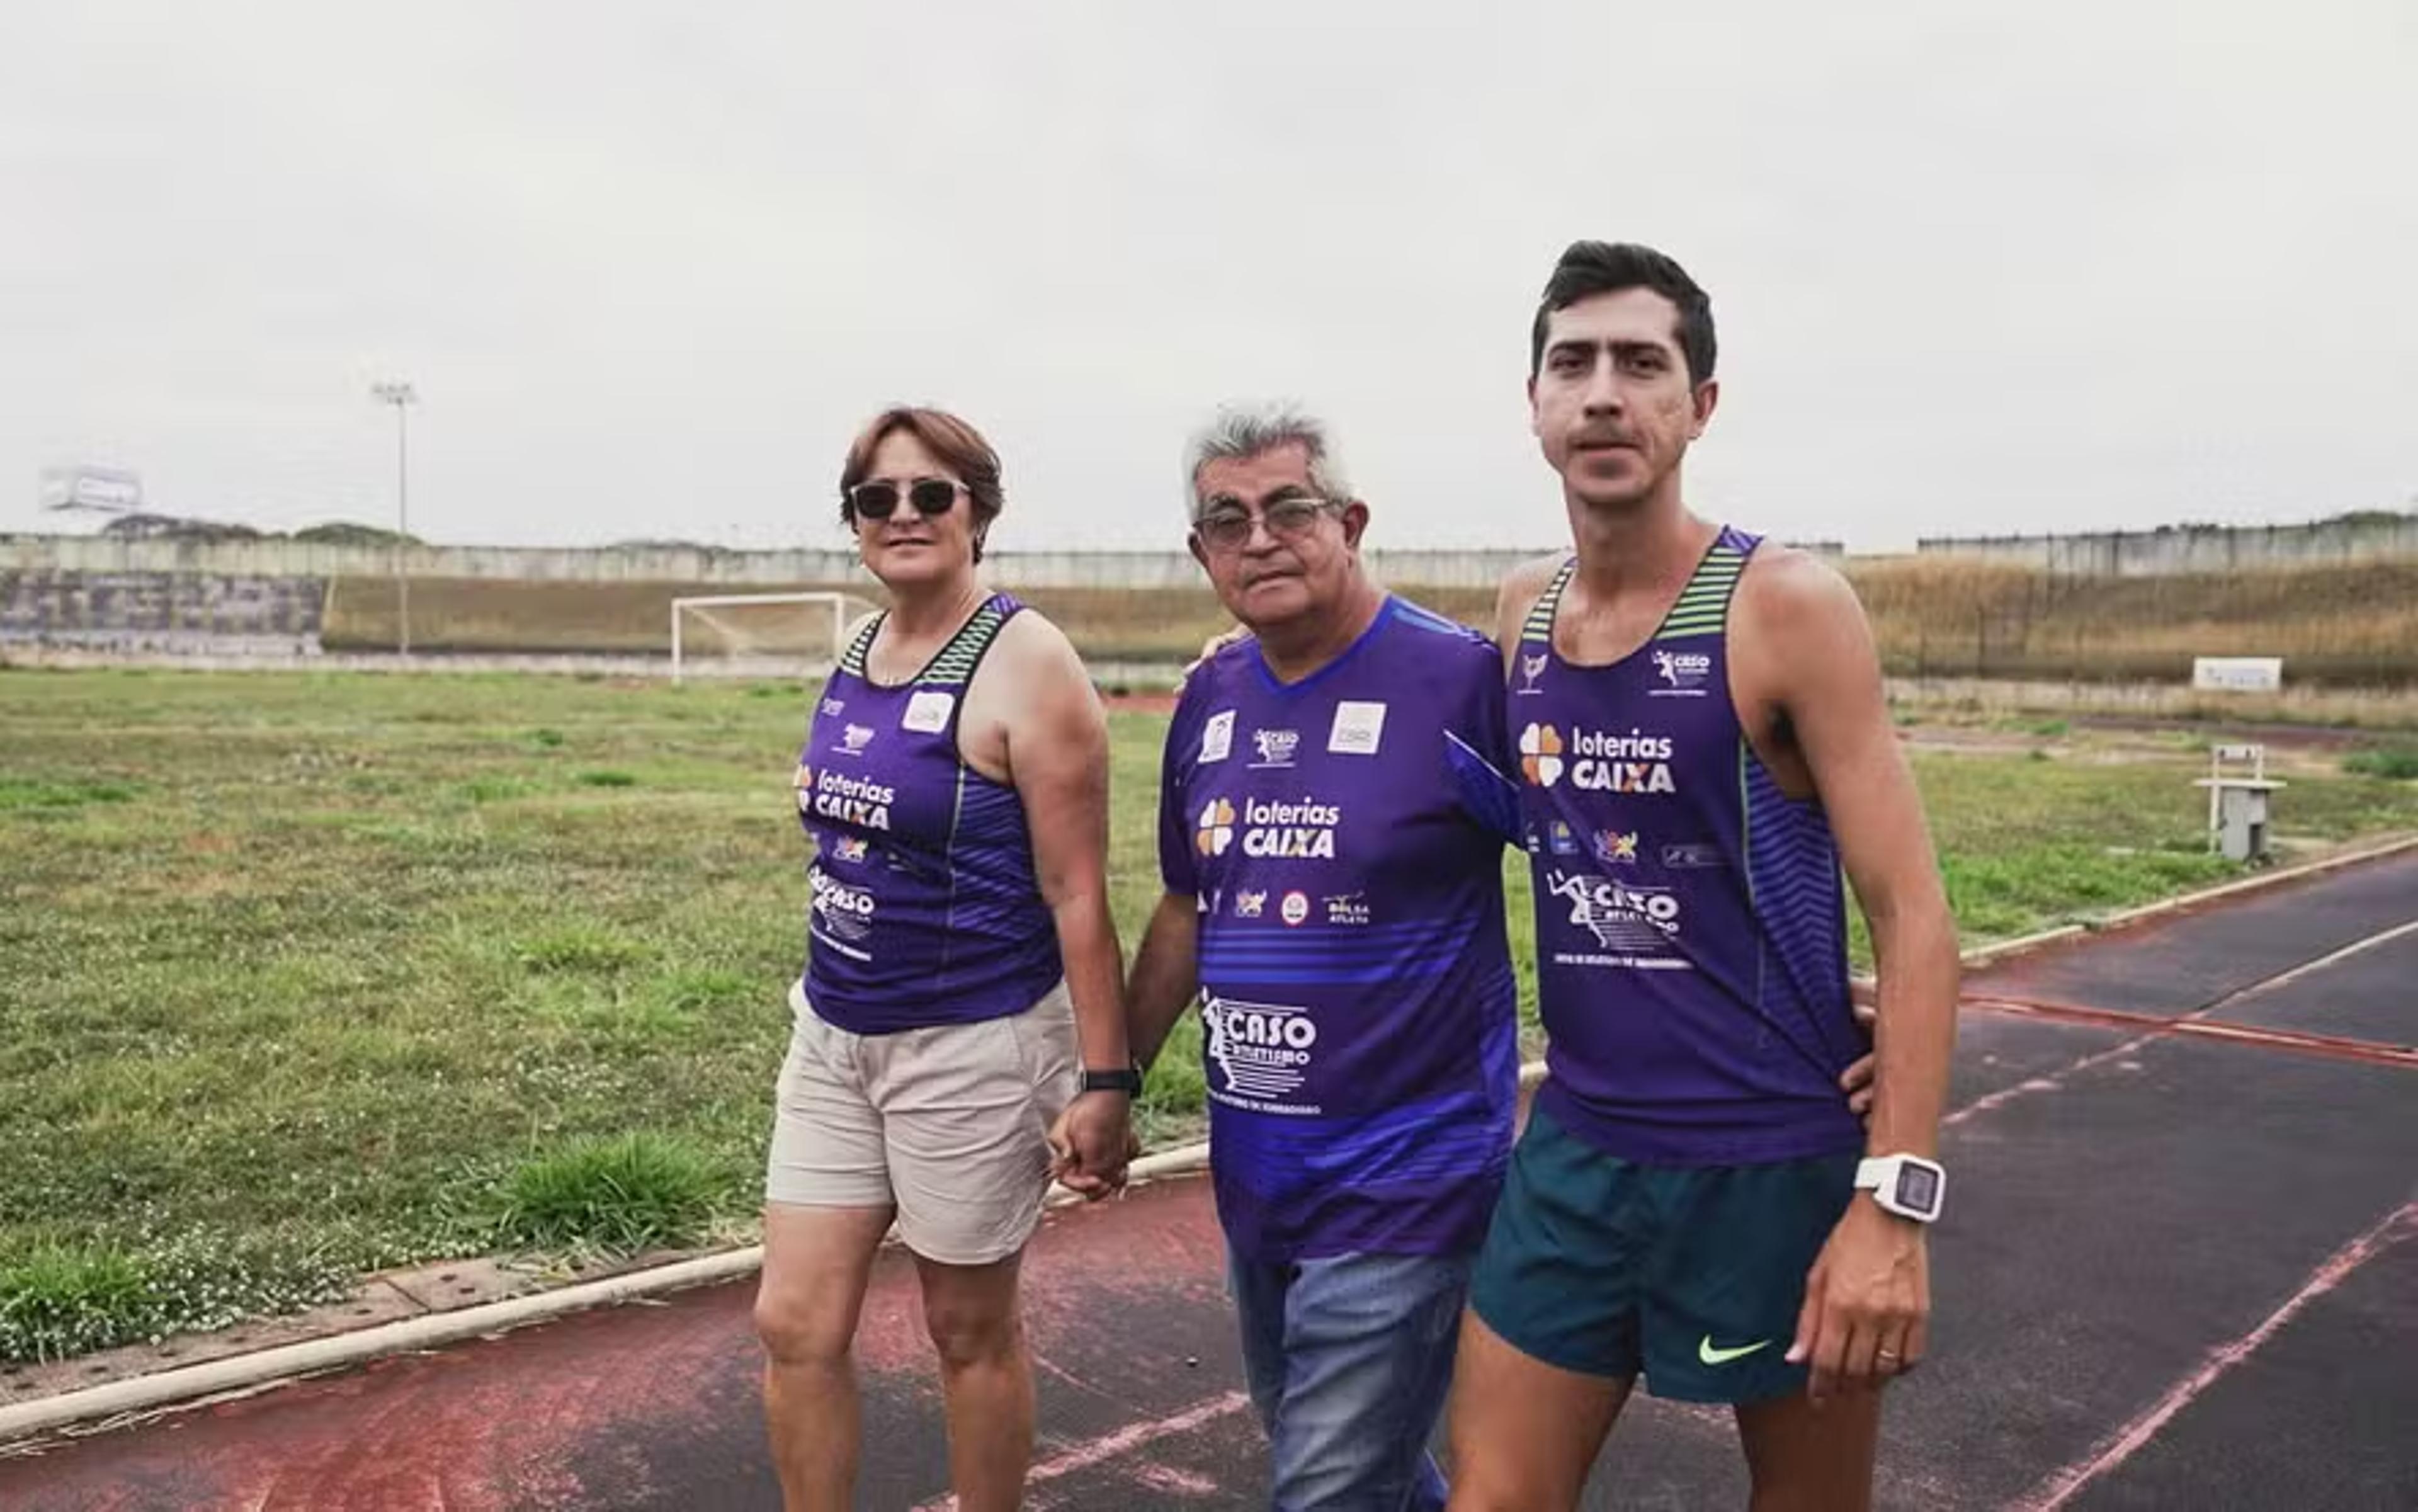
[669,591,877,683]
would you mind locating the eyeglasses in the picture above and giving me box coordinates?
[848,477,965,521]
[1193,496,1340,552]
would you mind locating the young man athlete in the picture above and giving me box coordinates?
[1446,242,1960,1512]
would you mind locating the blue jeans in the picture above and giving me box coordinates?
[1228,1249,1472,1512]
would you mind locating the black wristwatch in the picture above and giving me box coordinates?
[1081,1066,1144,1096]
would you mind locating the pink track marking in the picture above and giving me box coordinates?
[909,1389,1253,1511]
[1948,914,2418,1125]
[2012,1200,2418,1511]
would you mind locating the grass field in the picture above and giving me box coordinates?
[5,668,2417,1363]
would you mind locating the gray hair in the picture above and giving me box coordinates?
[1181,402,1354,520]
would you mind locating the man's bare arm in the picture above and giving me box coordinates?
[1127,891,1201,1076]
[1769,560,1958,1160]
[1749,555,1959,1401]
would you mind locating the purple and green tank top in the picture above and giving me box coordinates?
[1513,526,1866,1166]
[792,593,1062,1035]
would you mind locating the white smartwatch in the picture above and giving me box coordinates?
[1854,1154,1946,1224]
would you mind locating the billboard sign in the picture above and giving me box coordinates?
[39,465,145,514]
[2191,657,2283,693]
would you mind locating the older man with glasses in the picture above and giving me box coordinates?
[1109,402,1524,1510]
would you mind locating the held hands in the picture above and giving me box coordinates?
[1047,1091,1138,1201]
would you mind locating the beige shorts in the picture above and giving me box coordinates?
[766,978,1079,1266]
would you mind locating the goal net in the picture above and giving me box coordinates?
[669,591,878,682]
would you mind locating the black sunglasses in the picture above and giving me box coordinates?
[848,477,965,521]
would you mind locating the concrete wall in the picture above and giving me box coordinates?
[1917,516,2418,576]
[3,534,863,586]
[1,571,324,654]
[0,535,1848,589]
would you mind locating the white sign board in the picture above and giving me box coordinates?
[38,465,144,514]
[2192,657,2282,693]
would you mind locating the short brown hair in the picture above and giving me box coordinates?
[837,406,1004,561]
[1530,241,1715,385]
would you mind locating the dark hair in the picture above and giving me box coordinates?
[1529,241,1716,385]
[837,406,1004,562]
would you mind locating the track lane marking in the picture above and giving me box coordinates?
[2012,1201,2418,1511]
[1946,916,2418,1127]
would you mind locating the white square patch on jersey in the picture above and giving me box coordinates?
[902,690,955,734]
[1329,701,1387,756]
[1201,709,1235,763]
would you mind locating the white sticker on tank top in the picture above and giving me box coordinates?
[902,690,955,733]
[1201,709,1235,763]
[1328,701,1387,755]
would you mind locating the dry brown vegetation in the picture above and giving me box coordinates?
[1845,559,2418,686]
[319,560,2414,688]
[322,576,1497,661]
[323,578,874,655]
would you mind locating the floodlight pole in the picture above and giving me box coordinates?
[370,381,418,656]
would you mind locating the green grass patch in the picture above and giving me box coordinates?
[514,923,652,975]
[1936,844,2232,942]
[644,965,759,1016]
[574,769,639,788]
[0,1243,148,1361]
[488,1133,728,1253]
[2342,746,2418,780]
[0,1233,355,1363]
[462,775,539,803]
[0,776,138,810]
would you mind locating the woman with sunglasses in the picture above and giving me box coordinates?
[754,406,1133,1512]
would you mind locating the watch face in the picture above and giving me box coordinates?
[1895,1163,1941,1217]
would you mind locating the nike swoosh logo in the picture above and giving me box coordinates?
[1698,1336,1772,1366]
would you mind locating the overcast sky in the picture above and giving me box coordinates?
[5,1,2413,554]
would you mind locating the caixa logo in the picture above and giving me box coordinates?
[1519,723,1565,786]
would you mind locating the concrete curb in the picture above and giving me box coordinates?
[1831,832,2418,996]
[0,1145,1215,1448]
[1947,829,2418,975]
[9,831,2410,1446]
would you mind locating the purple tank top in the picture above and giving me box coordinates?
[1513,527,1865,1164]
[792,593,1062,1034]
